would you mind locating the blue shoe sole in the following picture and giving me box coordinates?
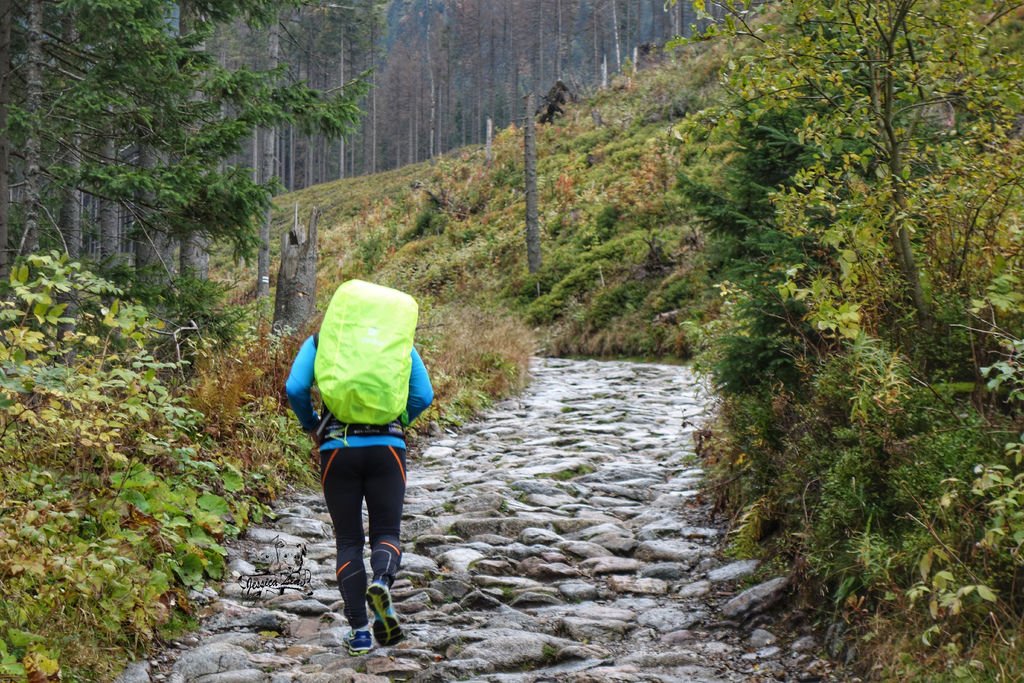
[366,583,404,646]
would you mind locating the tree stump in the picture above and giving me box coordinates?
[272,204,319,333]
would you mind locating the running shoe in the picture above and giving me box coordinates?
[345,627,372,656]
[366,579,404,646]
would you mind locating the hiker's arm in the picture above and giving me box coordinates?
[285,336,320,433]
[406,347,434,424]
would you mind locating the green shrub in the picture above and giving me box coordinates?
[407,207,449,241]
[0,255,307,679]
[594,205,620,241]
[586,281,650,329]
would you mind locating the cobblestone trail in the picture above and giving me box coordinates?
[133,359,840,683]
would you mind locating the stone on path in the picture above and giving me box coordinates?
[456,633,607,670]
[436,547,484,573]
[202,603,295,633]
[678,579,712,599]
[605,575,669,595]
[635,539,704,563]
[721,576,791,619]
[171,643,250,679]
[707,559,760,582]
[113,661,150,683]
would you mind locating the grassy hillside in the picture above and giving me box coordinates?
[266,41,730,361]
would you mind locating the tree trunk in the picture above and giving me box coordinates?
[178,0,207,278]
[273,203,319,333]
[134,146,176,282]
[537,0,544,91]
[257,17,279,300]
[611,0,622,73]
[180,234,209,279]
[21,0,45,256]
[0,2,11,277]
[252,129,259,182]
[60,141,82,259]
[339,31,345,179]
[555,0,563,79]
[524,93,541,274]
[426,9,436,162]
[286,126,294,190]
[486,117,493,165]
[489,7,497,133]
[304,133,312,188]
[882,70,931,327]
[99,136,120,261]
[476,3,483,145]
[57,0,82,259]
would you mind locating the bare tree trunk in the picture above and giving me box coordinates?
[489,6,497,133]
[443,20,453,157]
[304,133,312,188]
[288,126,295,190]
[537,0,544,91]
[476,2,483,145]
[624,0,631,61]
[257,17,279,299]
[524,93,541,274]
[555,0,563,79]
[611,0,622,73]
[21,0,45,256]
[486,117,493,166]
[426,10,436,162]
[0,1,11,277]
[273,203,319,333]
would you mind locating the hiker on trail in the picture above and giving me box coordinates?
[285,280,434,656]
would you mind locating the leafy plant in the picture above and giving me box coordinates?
[0,256,308,678]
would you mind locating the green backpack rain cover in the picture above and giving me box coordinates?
[314,280,418,425]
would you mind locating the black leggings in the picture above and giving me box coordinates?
[319,444,407,629]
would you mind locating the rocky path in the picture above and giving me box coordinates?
[131,358,841,683]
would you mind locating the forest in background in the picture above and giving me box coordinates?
[0,0,714,290]
[212,0,719,188]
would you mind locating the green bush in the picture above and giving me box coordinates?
[594,205,620,241]
[586,281,650,329]
[407,207,449,241]
[0,255,307,679]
